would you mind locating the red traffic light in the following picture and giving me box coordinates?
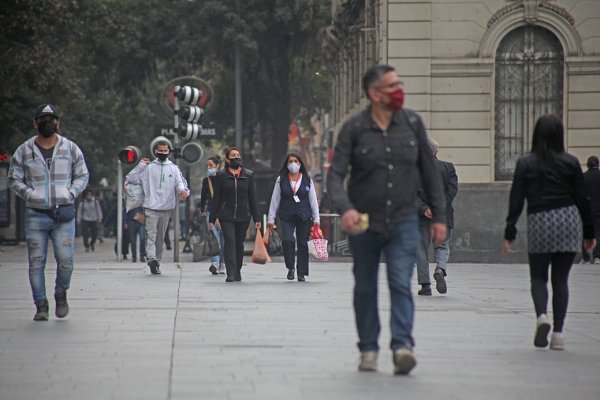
[118,146,142,165]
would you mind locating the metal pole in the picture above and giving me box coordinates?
[117,160,123,261]
[173,86,180,264]
[235,0,243,150]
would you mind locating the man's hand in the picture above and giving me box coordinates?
[178,191,189,200]
[501,240,512,255]
[208,222,214,231]
[430,223,447,247]
[268,222,276,229]
[583,238,596,254]
[140,157,150,165]
[424,208,432,219]
[341,209,360,234]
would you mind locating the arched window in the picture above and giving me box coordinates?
[494,26,564,181]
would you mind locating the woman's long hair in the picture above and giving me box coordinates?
[278,152,309,182]
[530,114,565,173]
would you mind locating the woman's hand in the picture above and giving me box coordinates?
[268,222,276,229]
[255,222,262,230]
[583,238,596,254]
[501,240,512,255]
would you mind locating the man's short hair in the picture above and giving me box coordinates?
[153,140,170,152]
[362,64,396,99]
[587,155,599,169]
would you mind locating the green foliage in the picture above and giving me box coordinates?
[0,0,331,184]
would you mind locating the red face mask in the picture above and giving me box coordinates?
[386,88,405,111]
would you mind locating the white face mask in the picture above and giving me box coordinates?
[287,163,300,174]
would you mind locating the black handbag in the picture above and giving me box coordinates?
[38,204,75,223]
[267,229,283,255]
[202,230,221,257]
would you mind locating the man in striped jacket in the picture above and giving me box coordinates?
[8,104,89,321]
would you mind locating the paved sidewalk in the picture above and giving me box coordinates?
[0,240,599,400]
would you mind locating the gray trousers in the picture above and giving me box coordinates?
[144,209,172,261]
[416,222,452,284]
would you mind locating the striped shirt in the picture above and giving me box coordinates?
[8,135,89,209]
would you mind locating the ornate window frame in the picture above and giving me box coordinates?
[479,0,582,58]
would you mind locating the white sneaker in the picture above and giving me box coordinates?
[550,333,565,350]
[358,351,378,372]
[218,264,226,274]
[534,314,551,348]
[393,347,416,375]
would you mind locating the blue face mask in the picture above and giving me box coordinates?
[207,168,217,176]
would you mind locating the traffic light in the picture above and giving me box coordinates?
[180,142,203,164]
[174,85,206,140]
[118,146,142,165]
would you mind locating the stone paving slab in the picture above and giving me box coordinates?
[0,241,599,400]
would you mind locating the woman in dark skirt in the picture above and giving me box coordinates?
[502,114,596,350]
[267,152,320,282]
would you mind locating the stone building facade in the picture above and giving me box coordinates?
[327,0,600,261]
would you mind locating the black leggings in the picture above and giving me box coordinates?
[528,252,575,332]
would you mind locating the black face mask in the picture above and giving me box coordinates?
[155,152,169,162]
[229,158,242,169]
[37,121,58,138]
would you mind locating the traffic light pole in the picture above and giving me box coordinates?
[116,159,123,262]
[173,86,181,264]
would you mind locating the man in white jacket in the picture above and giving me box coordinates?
[126,141,189,274]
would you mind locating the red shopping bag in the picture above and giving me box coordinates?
[310,224,324,239]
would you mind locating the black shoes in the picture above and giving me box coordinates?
[33,298,49,321]
[225,276,235,282]
[209,265,218,275]
[297,274,305,282]
[417,284,432,296]
[433,268,447,294]
[132,258,137,263]
[148,258,161,275]
[54,293,69,318]
[287,269,295,280]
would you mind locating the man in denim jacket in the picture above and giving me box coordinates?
[8,104,89,320]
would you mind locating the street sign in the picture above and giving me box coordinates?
[157,125,220,139]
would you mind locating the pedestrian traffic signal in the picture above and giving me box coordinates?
[180,142,203,164]
[174,85,206,140]
[118,146,142,165]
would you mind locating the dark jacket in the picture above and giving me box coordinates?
[504,152,594,241]
[584,167,600,218]
[209,168,260,223]
[199,176,216,213]
[417,158,458,228]
[327,107,446,233]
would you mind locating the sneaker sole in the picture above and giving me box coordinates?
[534,322,551,347]
[33,314,49,321]
[393,354,417,375]
[358,364,377,372]
[433,270,447,294]
[55,309,69,318]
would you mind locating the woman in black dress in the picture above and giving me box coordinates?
[502,114,596,350]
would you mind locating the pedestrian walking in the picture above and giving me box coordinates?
[209,147,261,282]
[126,206,147,262]
[581,155,600,263]
[267,152,320,282]
[327,65,446,375]
[416,138,458,295]
[199,155,225,275]
[502,114,595,350]
[126,140,190,275]
[8,104,89,320]
[77,189,103,252]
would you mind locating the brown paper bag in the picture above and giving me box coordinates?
[252,229,271,264]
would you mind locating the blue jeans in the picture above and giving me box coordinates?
[25,208,75,302]
[206,212,225,265]
[128,221,147,260]
[348,217,419,352]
